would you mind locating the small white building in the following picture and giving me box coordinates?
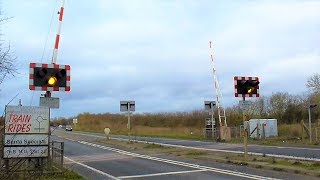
[246,119,278,138]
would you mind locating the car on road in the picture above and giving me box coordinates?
[65,125,72,131]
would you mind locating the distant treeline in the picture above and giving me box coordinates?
[52,92,320,129]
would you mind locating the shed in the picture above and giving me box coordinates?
[248,119,278,138]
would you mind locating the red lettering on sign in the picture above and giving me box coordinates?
[16,124,22,132]
[7,123,31,133]
[7,114,33,133]
[24,115,31,123]
[8,124,14,132]
[9,114,17,122]
[26,124,31,132]
[21,124,26,133]
[9,114,32,123]
[17,115,22,122]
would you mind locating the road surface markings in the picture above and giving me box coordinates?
[64,137,76,142]
[251,144,320,151]
[65,131,320,162]
[64,156,120,180]
[118,169,208,179]
[64,153,133,164]
[79,140,278,180]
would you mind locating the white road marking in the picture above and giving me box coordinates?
[60,131,320,151]
[64,153,133,164]
[62,133,320,162]
[64,131,320,162]
[79,140,278,180]
[118,169,208,179]
[64,156,120,180]
[65,137,76,142]
[251,144,320,151]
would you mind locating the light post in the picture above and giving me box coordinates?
[308,104,317,143]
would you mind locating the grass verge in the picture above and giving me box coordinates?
[41,169,84,180]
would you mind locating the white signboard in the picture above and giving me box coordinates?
[73,118,78,124]
[40,97,60,108]
[4,134,48,146]
[239,100,252,110]
[5,106,50,134]
[204,101,216,110]
[120,101,135,112]
[205,118,215,126]
[4,146,48,158]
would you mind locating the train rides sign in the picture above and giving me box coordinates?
[3,105,50,158]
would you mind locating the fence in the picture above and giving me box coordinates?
[0,124,65,179]
[203,126,242,141]
[51,141,64,168]
[0,125,3,174]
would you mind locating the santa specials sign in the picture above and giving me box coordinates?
[5,105,49,134]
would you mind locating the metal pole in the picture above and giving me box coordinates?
[127,102,131,140]
[242,97,248,159]
[61,142,64,167]
[45,91,51,168]
[316,126,318,142]
[308,107,312,144]
[210,102,214,139]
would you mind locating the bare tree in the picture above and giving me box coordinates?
[267,92,290,123]
[0,10,16,86]
[306,73,320,94]
[0,42,16,85]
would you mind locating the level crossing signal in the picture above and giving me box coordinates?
[29,63,70,91]
[234,76,259,97]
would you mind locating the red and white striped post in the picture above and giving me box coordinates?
[52,0,65,64]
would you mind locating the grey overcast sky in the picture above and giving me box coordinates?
[0,0,319,118]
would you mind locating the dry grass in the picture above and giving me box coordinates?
[75,112,206,139]
[278,124,302,138]
[131,126,204,139]
[73,112,320,143]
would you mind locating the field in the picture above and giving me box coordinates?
[61,112,320,145]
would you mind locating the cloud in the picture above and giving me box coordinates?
[0,0,319,117]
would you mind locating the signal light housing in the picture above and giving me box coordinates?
[234,76,259,97]
[29,63,70,91]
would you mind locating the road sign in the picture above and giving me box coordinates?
[239,100,252,110]
[3,105,50,158]
[40,97,60,108]
[120,101,135,112]
[205,118,215,126]
[4,134,48,146]
[5,105,50,134]
[73,118,78,124]
[204,101,216,110]
[4,146,48,158]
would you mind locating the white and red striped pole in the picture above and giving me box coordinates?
[52,0,65,64]
[209,41,221,126]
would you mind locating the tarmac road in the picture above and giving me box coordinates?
[61,130,320,161]
[52,129,319,180]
